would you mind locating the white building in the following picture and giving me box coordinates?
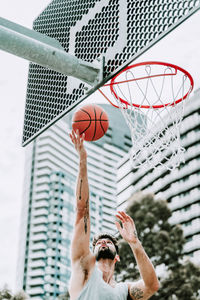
[117,89,200,265]
[17,104,131,299]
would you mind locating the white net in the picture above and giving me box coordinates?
[100,62,193,171]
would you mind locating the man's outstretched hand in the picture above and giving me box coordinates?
[115,211,139,244]
[70,129,87,160]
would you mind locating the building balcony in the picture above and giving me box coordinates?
[169,188,200,210]
[88,172,116,188]
[117,172,134,194]
[31,233,47,242]
[33,200,49,210]
[27,278,44,286]
[44,266,56,275]
[117,158,132,182]
[184,144,200,161]
[117,185,135,204]
[102,205,115,215]
[43,284,54,293]
[153,160,200,195]
[102,222,116,233]
[30,242,46,251]
[30,251,46,260]
[31,225,47,234]
[36,168,51,177]
[34,192,49,201]
[191,250,200,265]
[164,174,200,199]
[34,183,50,193]
[170,204,200,225]
[35,176,49,185]
[32,216,48,225]
[182,131,200,148]
[90,181,116,195]
[32,208,49,217]
[29,259,46,268]
[183,219,200,237]
[181,113,200,134]
[28,269,45,277]
[104,143,126,157]
[38,129,73,154]
[26,287,44,295]
[45,249,57,257]
[184,237,200,253]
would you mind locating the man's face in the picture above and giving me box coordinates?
[94,238,117,261]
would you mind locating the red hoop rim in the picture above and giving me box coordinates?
[108,61,194,109]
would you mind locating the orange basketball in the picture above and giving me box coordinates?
[72,104,109,141]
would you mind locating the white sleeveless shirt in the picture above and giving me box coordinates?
[75,265,128,300]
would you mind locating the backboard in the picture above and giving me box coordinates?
[22,0,200,146]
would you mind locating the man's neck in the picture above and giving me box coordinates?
[97,259,116,286]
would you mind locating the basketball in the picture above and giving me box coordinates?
[72,104,109,141]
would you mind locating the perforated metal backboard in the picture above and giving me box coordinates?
[22,0,200,146]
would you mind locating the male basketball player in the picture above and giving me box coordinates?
[69,129,159,300]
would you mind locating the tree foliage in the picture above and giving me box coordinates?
[156,260,200,300]
[0,286,28,300]
[58,290,70,300]
[115,192,200,299]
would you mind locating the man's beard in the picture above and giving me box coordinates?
[95,247,116,261]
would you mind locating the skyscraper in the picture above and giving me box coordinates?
[17,104,131,299]
[117,89,200,264]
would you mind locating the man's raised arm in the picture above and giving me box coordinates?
[115,211,159,300]
[69,130,92,263]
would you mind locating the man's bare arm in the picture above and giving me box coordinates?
[115,211,159,299]
[128,242,159,299]
[70,130,93,263]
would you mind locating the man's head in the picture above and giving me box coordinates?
[92,233,120,262]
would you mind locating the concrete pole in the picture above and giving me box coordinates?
[0,17,101,86]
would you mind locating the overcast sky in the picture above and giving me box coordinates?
[0,1,199,292]
[0,0,51,291]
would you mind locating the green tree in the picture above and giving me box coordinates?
[157,260,200,300]
[0,286,12,299]
[58,290,70,300]
[115,192,200,299]
[0,286,28,300]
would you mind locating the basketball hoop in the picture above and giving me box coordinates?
[99,61,194,171]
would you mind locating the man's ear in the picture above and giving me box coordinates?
[114,254,120,263]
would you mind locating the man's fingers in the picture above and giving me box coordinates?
[121,211,130,220]
[117,211,128,222]
[71,130,77,142]
[115,221,122,232]
[117,211,134,225]
[80,133,85,145]
[69,132,75,144]
[76,129,81,143]
[116,213,124,222]
[70,130,83,146]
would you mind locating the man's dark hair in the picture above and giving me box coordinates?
[92,233,119,254]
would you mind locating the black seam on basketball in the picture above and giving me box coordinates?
[79,108,92,135]
[100,111,106,134]
[80,108,92,119]
[92,106,97,141]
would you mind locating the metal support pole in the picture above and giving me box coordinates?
[0,17,101,86]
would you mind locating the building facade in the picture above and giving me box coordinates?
[17,104,131,299]
[117,89,200,264]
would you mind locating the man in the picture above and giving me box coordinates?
[69,129,159,300]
